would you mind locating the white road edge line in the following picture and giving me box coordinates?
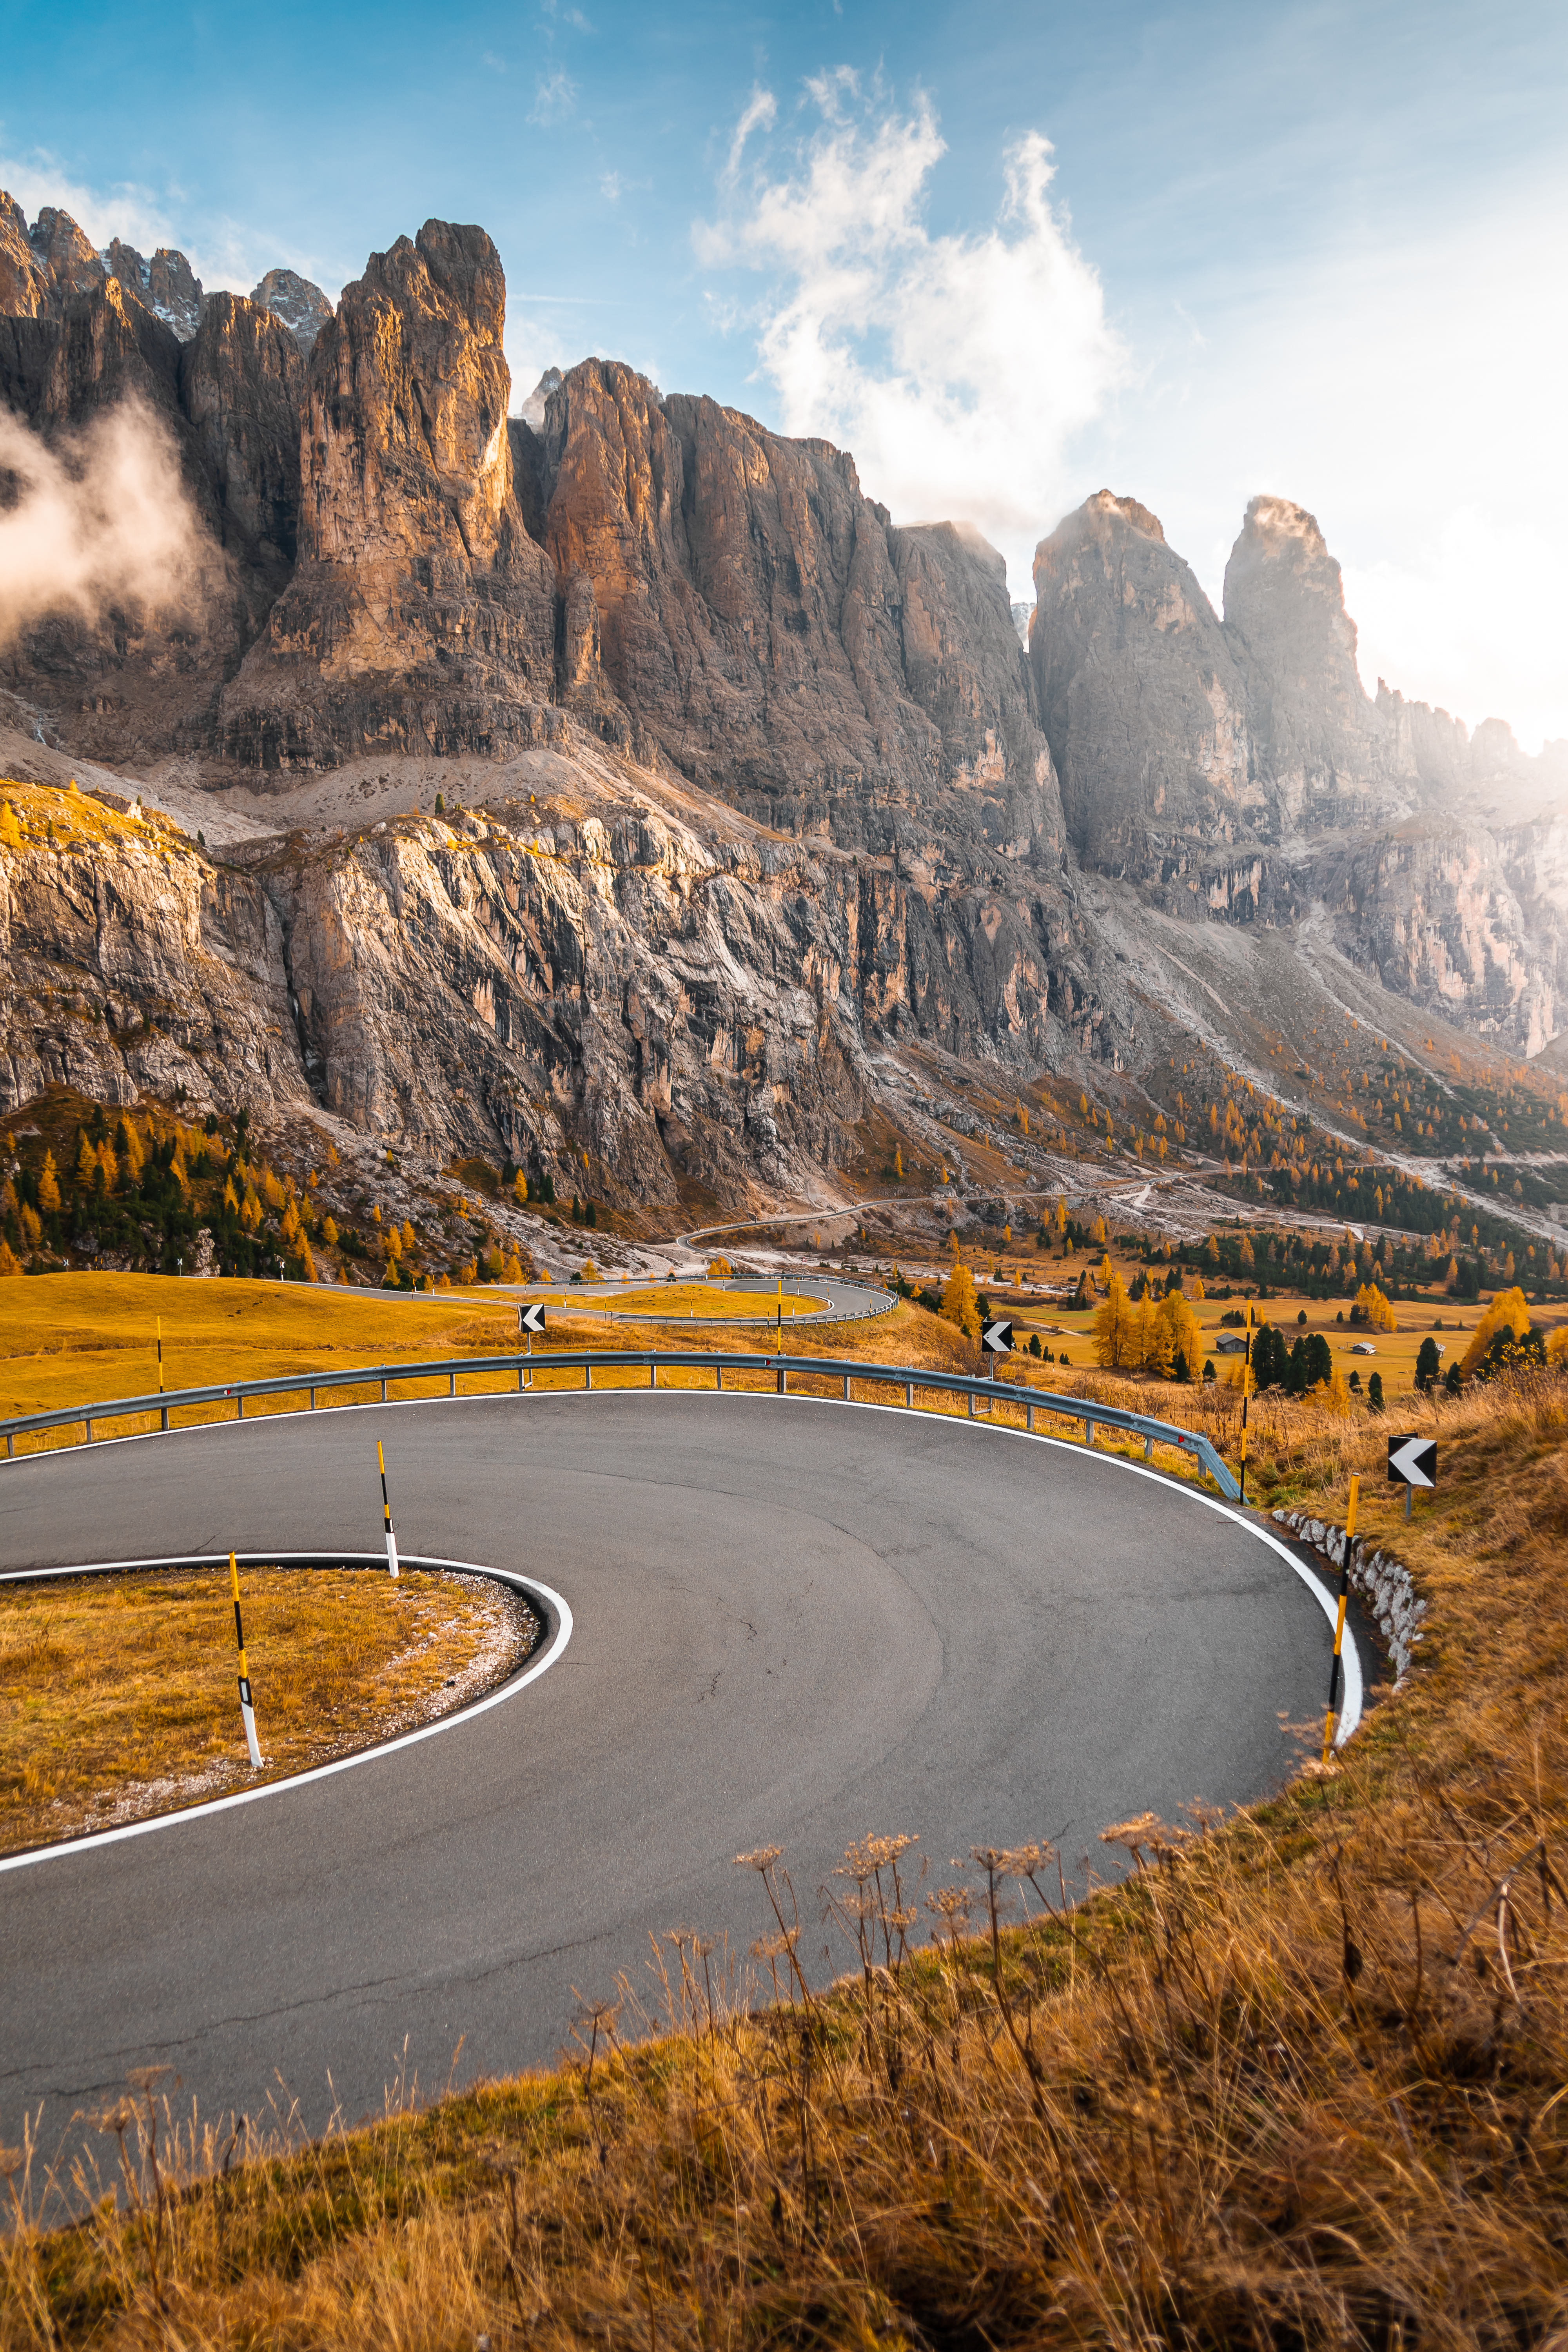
[0,1553,572,1875]
[491,1386,1365,1744]
[0,1375,1359,1870]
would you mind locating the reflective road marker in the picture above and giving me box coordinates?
[378,1439,399,1577]
[1320,1474,1358,1764]
[229,1550,262,1768]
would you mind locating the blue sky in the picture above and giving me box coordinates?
[4,0,1565,747]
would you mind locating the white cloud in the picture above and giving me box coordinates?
[0,399,204,647]
[696,82,1123,596]
[600,171,621,203]
[528,69,577,126]
[0,149,178,264]
[723,86,778,188]
[0,148,340,299]
[1109,172,1568,754]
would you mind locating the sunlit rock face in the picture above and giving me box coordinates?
[2,191,1564,1139]
[249,268,334,355]
[1030,490,1264,887]
[218,220,559,771]
[1221,494,1406,828]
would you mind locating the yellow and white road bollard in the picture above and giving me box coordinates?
[229,1551,262,1768]
[378,1439,399,1577]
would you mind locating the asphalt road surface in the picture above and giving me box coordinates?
[0,1392,1349,2148]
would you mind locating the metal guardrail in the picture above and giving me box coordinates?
[0,1348,1242,1498]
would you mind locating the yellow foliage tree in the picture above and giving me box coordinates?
[75,1134,96,1185]
[223,1177,239,1214]
[1093,1274,1139,1369]
[940,1260,980,1340]
[1353,1282,1397,1332]
[1459,1287,1532,1379]
[401,1220,417,1252]
[19,1203,42,1249]
[383,1224,401,1263]
[708,1256,733,1278]
[581,1258,599,1283]
[894,1146,904,1178]
[261,1168,286,1211]
[322,1215,339,1247]
[37,1151,60,1212]
[1133,1296,1173,1376]
[0,1239,20,1276]
[98,1141,117,1188]
[1158,1289,1203,1377]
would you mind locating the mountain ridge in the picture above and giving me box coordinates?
[0,194,1563,1225]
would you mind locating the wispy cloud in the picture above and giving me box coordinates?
[0,399,204,647]
[528,69,577,126]
[600,171,621,202]
[0,149,177,263]
[0,147,341,298]
[723,85,777,188]
[696,79,1123,593]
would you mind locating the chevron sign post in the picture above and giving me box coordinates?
[519,1300,545,1389]
[1388,1432,1436,1521]
[982,1319,1012,1382]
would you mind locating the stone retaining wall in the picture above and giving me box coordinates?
[1272,1508,1426,1681]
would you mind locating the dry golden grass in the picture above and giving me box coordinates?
[533,1283,828,1319]
[0,1566,530,1855]
[4,1368,1567,2347]
[0,1275,536,1450]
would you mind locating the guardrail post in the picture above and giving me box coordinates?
[309,1388,316,1412]
[650,1361,657,1389]
[451,1371,458,1397]
[905,1379,913,1408]
[1027,1402,1035,1433]
[1143,1432,1154,1462]
[586,1364,593,1391]
[777,1365,786,1395]
[842,1373,850,1400]
[85,1417,93,1443]
[967,1389,975,1418]
[1083,1416,1094,1445]
[160,1405,169,1431]
[517,1365,524,1392]
[715,1363,721,1390]
[236,1393,244,1420]
[5,1432,11,1458]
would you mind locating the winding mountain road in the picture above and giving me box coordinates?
[0,1391,1353,2146]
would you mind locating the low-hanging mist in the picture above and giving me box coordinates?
[0,398,203,649]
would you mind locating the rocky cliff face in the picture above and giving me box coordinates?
[0,723,1131,1202]
[249,268,334,354]
[1029,486,1564,1051]
[1221,495,1405,827]
[536,364,1063,864]
[1030,490,1262,886]
[2,189,1563,1178]
[218,221,558,771]
[0,190,322,762]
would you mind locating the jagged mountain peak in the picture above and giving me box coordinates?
[248,267,333,353]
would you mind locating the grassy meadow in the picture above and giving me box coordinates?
[0,1566,529,1856]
